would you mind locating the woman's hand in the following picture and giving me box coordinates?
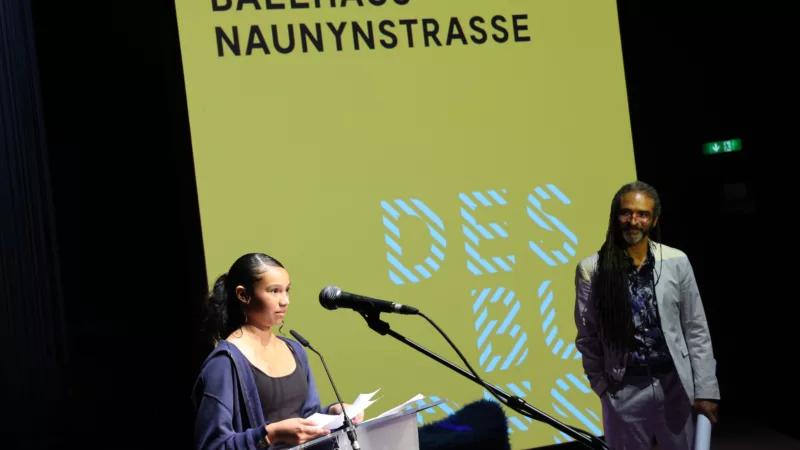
[265,418,329,446]
[328,403,365,424]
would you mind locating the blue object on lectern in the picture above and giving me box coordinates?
[417,399,511,450]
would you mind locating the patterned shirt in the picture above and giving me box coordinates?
[626,250,671,366]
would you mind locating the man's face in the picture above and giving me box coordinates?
[618,192,657,245]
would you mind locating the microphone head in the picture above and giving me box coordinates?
[289,329,310,347]
[319,285,342,311]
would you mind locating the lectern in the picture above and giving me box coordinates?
[288,399,446,450]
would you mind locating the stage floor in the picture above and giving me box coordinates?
[655,417,798,450]
[537,415,798,450]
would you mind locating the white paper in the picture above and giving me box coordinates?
[307,389,382,430]
[365,394,426,422]
[352,388,383,412]
[693,414,712,450]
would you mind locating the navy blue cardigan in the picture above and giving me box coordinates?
[192,337,333,450]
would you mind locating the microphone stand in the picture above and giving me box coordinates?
[358,310,611,450]
[293,332,361,450]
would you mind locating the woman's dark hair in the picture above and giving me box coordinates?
[593,181,661,353]
[204,253,285,343]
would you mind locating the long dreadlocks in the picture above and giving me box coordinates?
[594,181,662,353]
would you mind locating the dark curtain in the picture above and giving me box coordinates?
[0,0,68,448]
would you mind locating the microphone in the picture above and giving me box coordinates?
[289,329,360,450]
[319,286,419,315]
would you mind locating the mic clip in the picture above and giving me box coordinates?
[360,311,390,336]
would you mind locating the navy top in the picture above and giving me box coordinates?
[250,344,309,423]
[191,337,334,450]
[625,250,671,367]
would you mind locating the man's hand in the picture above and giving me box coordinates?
[694,399,719,425]
[328,403,364,424]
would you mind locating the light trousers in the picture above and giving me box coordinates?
[601,368,694,450]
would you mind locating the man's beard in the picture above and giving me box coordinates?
[621,223,652,245]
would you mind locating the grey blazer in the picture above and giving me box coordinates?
[573,242,720,402]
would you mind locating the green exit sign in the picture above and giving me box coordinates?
[703,138,742,155]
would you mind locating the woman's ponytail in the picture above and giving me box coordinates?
[205,273,229,343]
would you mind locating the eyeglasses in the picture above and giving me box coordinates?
[619,211,653,223]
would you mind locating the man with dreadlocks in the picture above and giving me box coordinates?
[574,181,719,450]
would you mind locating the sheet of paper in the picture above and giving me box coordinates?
[306,389,382,430]
[351,388,382,412]
[367,394,426,422]
[693,414,712,450]
[305,412,336,429]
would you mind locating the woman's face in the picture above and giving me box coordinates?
[238,265,291,328]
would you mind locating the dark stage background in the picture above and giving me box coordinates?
[1,1,795,448]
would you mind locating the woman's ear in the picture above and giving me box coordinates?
[235,285,250,304]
